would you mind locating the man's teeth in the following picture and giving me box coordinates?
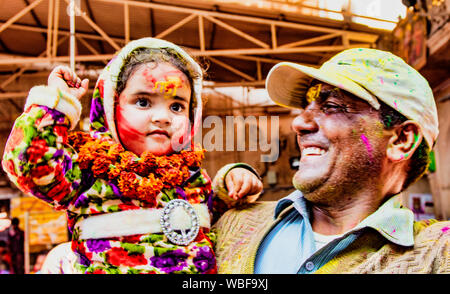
[302,147,326,156]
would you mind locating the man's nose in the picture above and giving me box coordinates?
[291,106,319,135]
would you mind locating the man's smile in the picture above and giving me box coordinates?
[299,139,330,163]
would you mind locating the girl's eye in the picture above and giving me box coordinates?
[136,98,150,108]
[170,102,185,113]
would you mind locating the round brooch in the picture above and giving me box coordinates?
[160,199,200,245]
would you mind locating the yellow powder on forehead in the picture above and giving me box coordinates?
[151,75,183,98]
[306,83,322,104]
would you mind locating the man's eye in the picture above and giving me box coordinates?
[321,103,347,114]
[170,102,185,113]
[136,98,150,108]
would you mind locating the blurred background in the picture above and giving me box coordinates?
[0,0,448,273]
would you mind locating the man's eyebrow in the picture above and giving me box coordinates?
[318,88,345,102]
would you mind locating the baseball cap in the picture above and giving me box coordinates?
[266,48,439,148]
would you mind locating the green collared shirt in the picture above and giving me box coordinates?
[254,190,414,274]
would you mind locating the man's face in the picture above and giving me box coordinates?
[291,82,390,205]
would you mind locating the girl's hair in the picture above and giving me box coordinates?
[116,47,202,121]
[116,47,198,95]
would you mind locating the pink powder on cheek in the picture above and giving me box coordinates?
[360,134,374,163]
[170,116,191,151]
[115,104,146,147]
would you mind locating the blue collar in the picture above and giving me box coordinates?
[274,191,414,247]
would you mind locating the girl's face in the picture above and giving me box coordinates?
[115,62,192,156]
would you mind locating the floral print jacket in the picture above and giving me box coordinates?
[2,38,258,274]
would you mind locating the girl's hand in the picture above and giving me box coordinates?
[48,65,89,100]
[225,168,263,203]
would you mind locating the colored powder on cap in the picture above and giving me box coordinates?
[379,77,384,84]
[442,227,449,233]
[394,100,398,109]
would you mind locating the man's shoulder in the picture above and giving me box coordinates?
[213,201,277,230]
[223,201,277,217]
[413,219,449,245]
[413,219,449,234]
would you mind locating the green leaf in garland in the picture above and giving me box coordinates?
[107,204,119,213]
[121,243,145,254]
[127,268,143,274]
[141,234,164,244]
[153,246,173,257]
[104,267,120,274]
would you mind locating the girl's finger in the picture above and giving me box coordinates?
[81,78,89,91]
[226,172,235,197]
[236,174,251,199]
[251,176,263,195]
[76,77,82,88]
[227,179,235,198]
[71,72,78,85]
[233,175,245,199]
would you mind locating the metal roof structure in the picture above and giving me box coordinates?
[0,0,394,128]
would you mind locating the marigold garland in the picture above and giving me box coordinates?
[68,132,204,204]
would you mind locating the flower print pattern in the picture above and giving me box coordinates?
[150,249,189,273]
[106,247,147,267]
[193,246,216,274]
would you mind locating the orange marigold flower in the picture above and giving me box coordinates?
[108,166,121,180]
[118,171,140,198]
[182,149,204,167]
[92,156,112,178]
[71,133,211,205]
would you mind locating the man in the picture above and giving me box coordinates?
[212,48,449,274]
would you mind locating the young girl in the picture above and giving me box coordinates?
[2,38,262,274]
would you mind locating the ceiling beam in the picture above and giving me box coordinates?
[95,0,379,43]
[64,0,121,51]
[188,44,371,56]
[208,56,255,81]
[155,13,197,39]
[85,0,106,54]
[203,15,270,49]
[0,43,371,66]
[279,32,341,49]
[0,22,126,44]
[0,0,44,35]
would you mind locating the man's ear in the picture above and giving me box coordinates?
[386,121,423,162]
